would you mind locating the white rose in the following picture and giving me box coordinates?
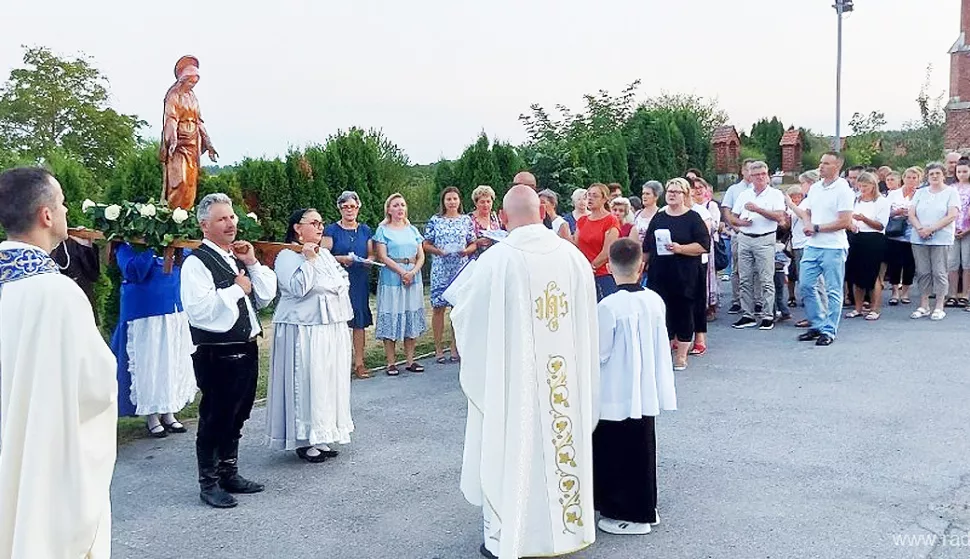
[82,199,96,212]
[246,212,259,223]
[104,205,122,221]
[172,207,189,224]
[139,203,157,218]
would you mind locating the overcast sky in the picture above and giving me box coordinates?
[1,0,961,164]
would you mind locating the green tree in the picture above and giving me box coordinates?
[642,92,729,136]
[0,46,144,179]
[748,117,785,172]
[104,142,164,203]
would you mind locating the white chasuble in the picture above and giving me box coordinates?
[445,224,599,559]
[0,242,118,559]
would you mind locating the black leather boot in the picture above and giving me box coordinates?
[217,439,264,494]
[198,439,237,508]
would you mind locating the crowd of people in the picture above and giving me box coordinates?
[1,150,968,557]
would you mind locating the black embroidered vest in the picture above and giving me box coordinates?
[188,243,257,346]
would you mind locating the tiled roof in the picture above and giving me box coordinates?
[780,129,802,146]
[712,126,739,144]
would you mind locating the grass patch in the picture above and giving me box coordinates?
[117,298,450,445]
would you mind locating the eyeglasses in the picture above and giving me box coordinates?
[667,190,686,195]
[300,220,324,228]
[339,205,359,211]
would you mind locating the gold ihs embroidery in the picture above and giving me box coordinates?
[534,282,569,332]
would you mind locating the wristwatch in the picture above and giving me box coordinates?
[813,224,820,233]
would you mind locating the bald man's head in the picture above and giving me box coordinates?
[512,171,538,190]
[502,184,542,230]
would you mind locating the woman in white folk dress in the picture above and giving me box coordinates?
[266,208,354,463]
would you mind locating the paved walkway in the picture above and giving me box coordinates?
[111,294,970,559]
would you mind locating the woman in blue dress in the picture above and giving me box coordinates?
[423,187,476,363]
[324,191,375,379]
[374,193,427,375]
[111,243,197,437]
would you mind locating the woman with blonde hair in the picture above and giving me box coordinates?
[469,185,502,257]
[374,193,428,374]
[610,196,635,238]
[844,172,890,321]
[642,178,711,370]
[576,182,621,300]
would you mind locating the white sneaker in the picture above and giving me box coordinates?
[650,510,660,526]
[597,517,651,535]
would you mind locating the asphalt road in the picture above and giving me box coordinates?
[110,291,970,559]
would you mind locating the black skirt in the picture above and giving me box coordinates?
[592,417,658,523]
[846,232,887,289]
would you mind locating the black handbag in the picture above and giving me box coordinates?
[885,216,908,238]
[713,237,729,271]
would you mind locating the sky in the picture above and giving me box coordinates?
[1,0,961,165]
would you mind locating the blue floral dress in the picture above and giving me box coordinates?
[374,224,427,341]
[424,214,475,308]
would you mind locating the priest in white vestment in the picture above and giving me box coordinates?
[0,167,117,559]
[444,185,600,559]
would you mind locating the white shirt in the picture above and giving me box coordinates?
[597,288,677,421]
[180,239,278,338]
[788,199,810,249]
[886,188,915,210]
[804,178,855,250]
[909,186,961,246]
[732,186,786,235]
[692,203,714,263]
[853,197,891,234]
[550,215,567,236]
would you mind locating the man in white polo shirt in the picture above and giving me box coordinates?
[796,152,855,346]
[720,158,755,314]
[728,161,786,330]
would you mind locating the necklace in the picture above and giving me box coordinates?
[341,220,358,246]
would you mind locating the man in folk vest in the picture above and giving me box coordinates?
[179,193,278,508]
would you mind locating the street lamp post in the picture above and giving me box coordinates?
[833,0,854,152]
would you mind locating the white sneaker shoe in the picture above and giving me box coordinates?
[597,517,651,535]
[650,510,660,526]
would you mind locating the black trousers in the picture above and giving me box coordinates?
[193,341,259,456]
[885,239,916,287]
[592,417,658,524]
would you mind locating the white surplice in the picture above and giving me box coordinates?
[444,224,599,559]
[0,241,117,559]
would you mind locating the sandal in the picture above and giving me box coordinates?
[931,309,947,321]
[688,344,706,356]
[449,355,461,363]
[901,298,911,304]
[354,364,372,379]
[844,310,862,318]
[673,360,687,371]
[161,418,187,434]
[787,297,797,308]
[147,423,168,438]
[386,365,400,376]
[964,305,970,312]
[795,319,811,328]
[910,308,930,319]
[888,298,899,306]
[435,356,448,364]
[959,297,969,308]
[405,362,425,373]
[864,311,880,321]
[945,297,958,308]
